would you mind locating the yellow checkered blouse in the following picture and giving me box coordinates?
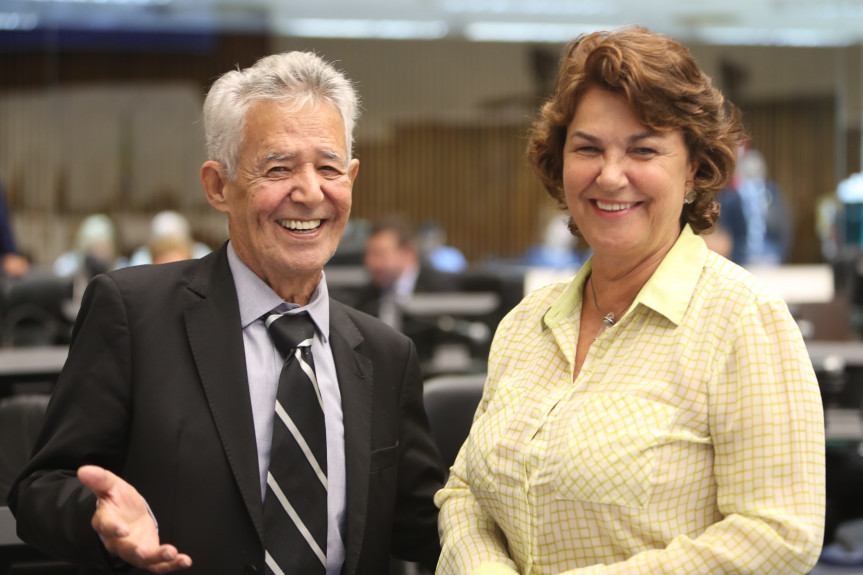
[435,226,825,575]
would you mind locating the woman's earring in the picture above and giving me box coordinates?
[684,189,696,205]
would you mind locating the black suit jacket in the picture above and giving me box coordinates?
[353,264,460,360]
[353,263,460,319]
[9,244,444,574]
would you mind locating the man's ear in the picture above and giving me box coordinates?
[348,158,360,184]
[201,161,230,213]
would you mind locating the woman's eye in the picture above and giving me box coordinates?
[632,147,657,156]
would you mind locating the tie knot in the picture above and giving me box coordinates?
[266,312,315,358]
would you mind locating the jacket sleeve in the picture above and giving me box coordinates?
[8,273,133,571]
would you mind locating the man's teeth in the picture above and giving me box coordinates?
[280,219,322,231]
[596,201,636,212]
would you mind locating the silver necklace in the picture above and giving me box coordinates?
[589,274,631,328]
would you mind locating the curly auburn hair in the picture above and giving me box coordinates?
[526,26,745,235]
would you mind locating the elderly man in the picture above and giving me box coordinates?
[9,52,444,575]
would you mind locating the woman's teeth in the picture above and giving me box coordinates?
[596,201,636,212]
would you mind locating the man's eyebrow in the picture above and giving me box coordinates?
[320,149,346,163]
[263,150,347,165]
[265,152,295,162]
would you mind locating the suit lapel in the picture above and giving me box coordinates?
[328,302,373,575]
[184,246,265,543]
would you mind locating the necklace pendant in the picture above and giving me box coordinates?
[603,313,615,327]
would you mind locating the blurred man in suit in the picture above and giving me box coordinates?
[356,216,459,331]
[10,51,444,575]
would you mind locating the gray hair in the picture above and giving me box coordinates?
[203,51,360,180]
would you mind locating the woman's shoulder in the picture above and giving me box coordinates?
[701,250,782,304]
[494,279,573,335]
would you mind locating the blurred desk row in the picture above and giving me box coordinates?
[2,339,863,437]
[4,338,863,376]
[0,345,68,387]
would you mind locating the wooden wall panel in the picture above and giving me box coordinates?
[352,123,552,264]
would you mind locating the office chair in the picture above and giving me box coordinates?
[422,373,487,471]
[2,275,75,347]
[0,394,50,503]
[387,374,487,575]
[0,394,77,574]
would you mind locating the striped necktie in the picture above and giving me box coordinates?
[263,311,327,574]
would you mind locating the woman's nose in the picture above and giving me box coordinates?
[595,155,627,190]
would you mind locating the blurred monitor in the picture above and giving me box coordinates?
[746,264,834,305]
[524,264,833,306]
[400,292,500,373]
[523,267,577,296]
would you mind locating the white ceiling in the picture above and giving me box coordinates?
[3,0,863,47]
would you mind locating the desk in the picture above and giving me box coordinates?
[0,506,21,545]
[807,341,863,370]
[0,346,68,385]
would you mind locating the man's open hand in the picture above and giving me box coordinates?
[78,465,192,573]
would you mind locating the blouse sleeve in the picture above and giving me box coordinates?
[435,315,521,575]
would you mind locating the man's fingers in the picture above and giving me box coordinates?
[78,465,120,498]
[107,539,192,572]
[146,556,193,574]
[131,545,192,573]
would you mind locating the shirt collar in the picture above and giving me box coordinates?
[543,224,708,329]
[226,242,331,342]
[393,263,420,298]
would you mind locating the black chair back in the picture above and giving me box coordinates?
[422,373,486,471]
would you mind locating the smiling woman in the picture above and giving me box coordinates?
[436,25,826,575]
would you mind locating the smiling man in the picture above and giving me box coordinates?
[9,52,444,575]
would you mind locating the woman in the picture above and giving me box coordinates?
[435,26,824,574]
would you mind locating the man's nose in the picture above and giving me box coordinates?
[289,165,325,204]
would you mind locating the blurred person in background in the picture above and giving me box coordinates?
[0,177,30,278]
[436,26,824,575]
[355,215,459,331]
[718,147,793,266]
[149,233,194,265]
[416,220,467,274]
[128,210,211,266]
[53,214,124,280]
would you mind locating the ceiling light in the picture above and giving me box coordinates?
[0,12,39,30]
[695,26,860,47]
[22,0,170,3]
[443,0,613,17]
[276,18,448,39]
[464,21,607,42]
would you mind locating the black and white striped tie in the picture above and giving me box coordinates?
[263,311,327,575]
